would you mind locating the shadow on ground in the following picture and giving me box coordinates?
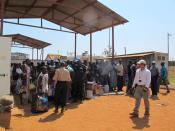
[38,113,64,123]
[130,116,150,129]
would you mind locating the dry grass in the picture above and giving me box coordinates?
[169,66,175,86]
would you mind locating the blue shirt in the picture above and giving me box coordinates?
[161,66,167,79]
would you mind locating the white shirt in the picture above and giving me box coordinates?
[38,73,49,93]
[16,68,23,75]
[25,64,31,78]
[132,68,151,88]
[116,64,124,76]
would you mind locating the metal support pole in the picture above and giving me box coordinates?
[167,33,172,61]
[90,33,92,63]
[74,33,77,59]
[37,49,38,60]
[32,48,34,60]
[112,24,115,62]
[43,48,44,61]
[0,0,5,36]
[41,18,43,27]
[42,48,44,61]
[124,47,127,56]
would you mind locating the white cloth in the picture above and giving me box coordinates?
[25,64,31,80]
[38,73,49,93]
[16,68,23,74]
[116,64,124,76]
[132,68,151,88]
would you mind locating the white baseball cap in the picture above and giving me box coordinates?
[139,60,146,65]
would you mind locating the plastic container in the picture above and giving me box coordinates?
[86,90,93,99]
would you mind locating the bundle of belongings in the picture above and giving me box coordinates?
[31,93,48,113]
[86,82,110,98]
[0,95,13,129]
[0,95,13,113]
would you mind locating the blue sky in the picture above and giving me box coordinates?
[4,0,175,60]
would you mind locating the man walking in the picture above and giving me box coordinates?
[130,60,151,118]
[160,62,170,93]
[150,61,159,98]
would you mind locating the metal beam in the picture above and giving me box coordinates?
[21,0,37,17]
[58,1,97,23]
[42,48,44,61]
[0,0,5,35]
[74,33,77,59]
[11,45,33,49]
[90,33,92,63]
[3,20,75,34]
[32,48,34,60]
[6,5,48,8]
[5,9,79,32]
[37,49,39,60]
[112,24,115,62]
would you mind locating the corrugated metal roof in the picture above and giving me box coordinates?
[107,52,155,59]
[4,34,51,49]
[3,0,128,35]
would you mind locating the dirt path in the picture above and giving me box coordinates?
[2,89,175,131]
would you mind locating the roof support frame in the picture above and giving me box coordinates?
[82,0,119,22]
[21,0,37,17]
[54,7,99,31]
[72,11,114,31]
[58,0,97,23]
[3,20,76,34]
[5,8,81,30]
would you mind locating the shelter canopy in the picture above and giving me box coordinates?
[3,0,128,35]
[4,34,51,49]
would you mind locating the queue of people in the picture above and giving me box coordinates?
[10,58,170,114]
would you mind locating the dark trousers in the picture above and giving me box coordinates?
[54,81,68,110]
[117,76,124,91]
[127,76,132,92]
[151,76,158,96]
[72,81,85,101]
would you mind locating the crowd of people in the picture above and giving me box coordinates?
[10,58,170,114]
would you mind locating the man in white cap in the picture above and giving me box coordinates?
[130,60,151,118]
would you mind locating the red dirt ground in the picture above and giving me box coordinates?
[1,88,175,131]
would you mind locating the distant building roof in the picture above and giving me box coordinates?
[107,51,167,59]
[11,52,29,60]
[46,54,67,60]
